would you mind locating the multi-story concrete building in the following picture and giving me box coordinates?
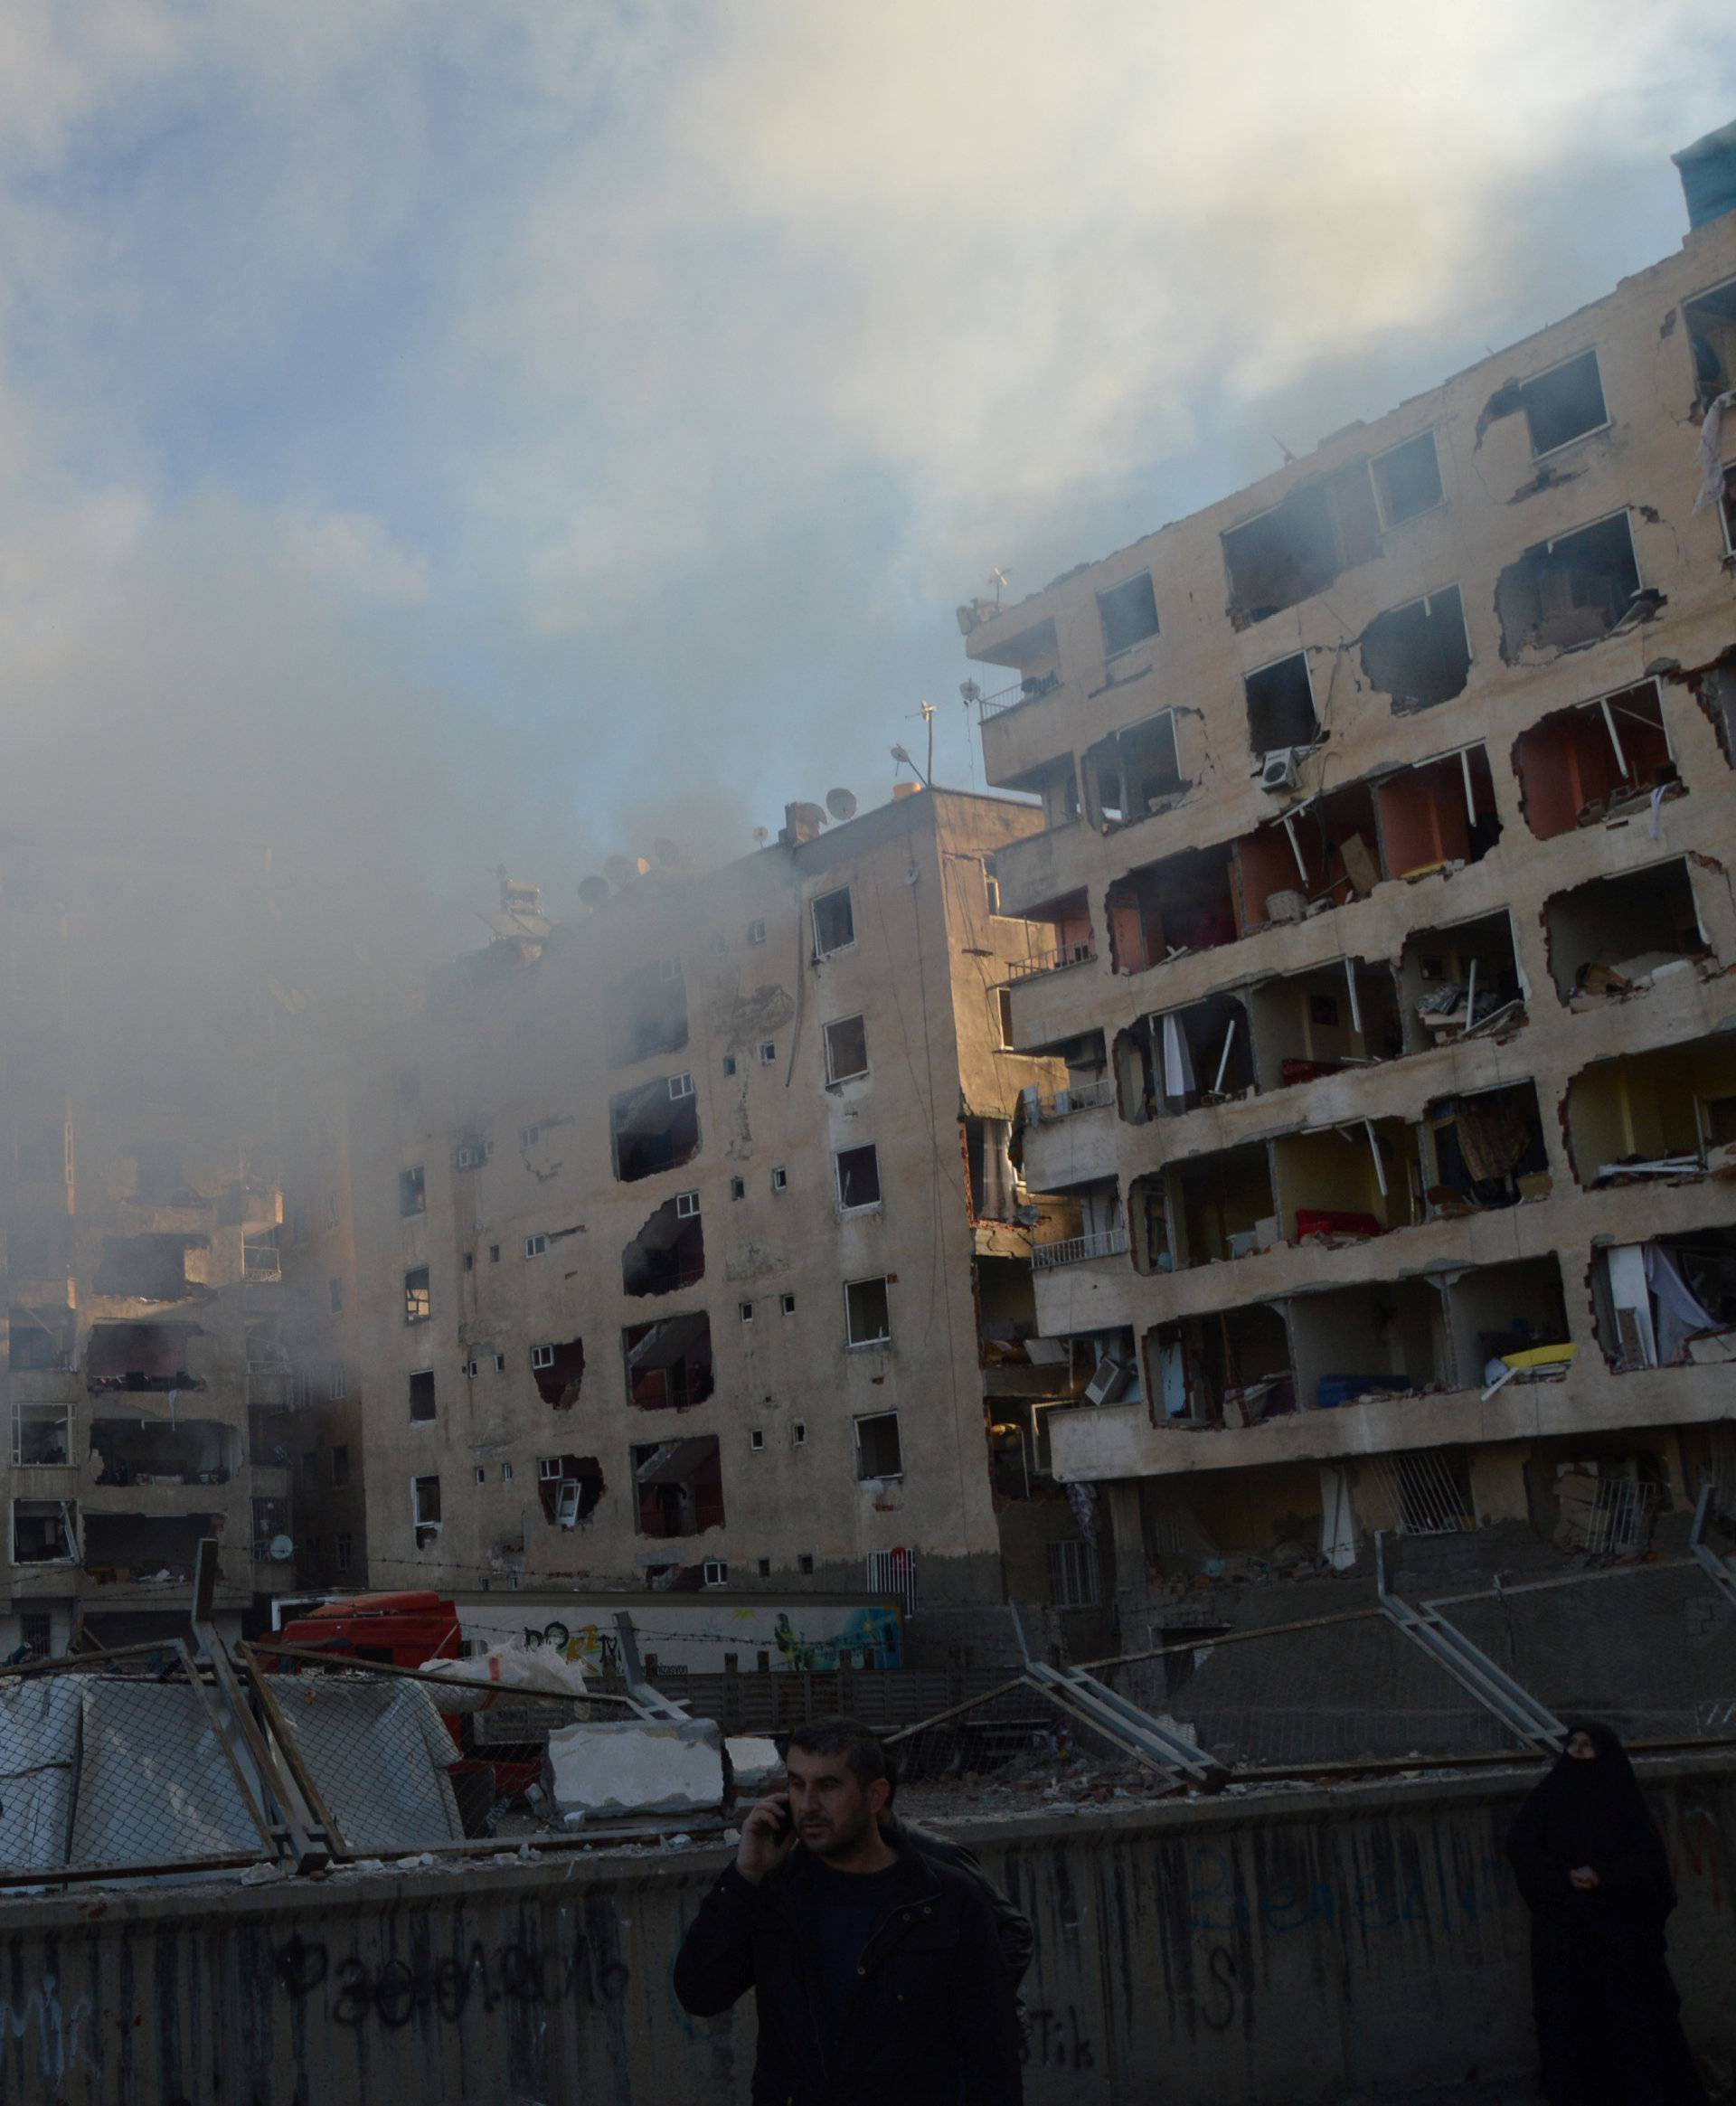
[339,788,1110,1659]
[0,837,296,1652]
[960,130,1736,1620]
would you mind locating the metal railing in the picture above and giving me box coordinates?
[242,1246,282,1281]
[1031,1076,1115,1121]
[1006,937,1097,983]
[978,673,1061,722]
[1032,1225,1130,1270]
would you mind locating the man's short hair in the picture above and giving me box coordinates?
[786,1715,898,1796]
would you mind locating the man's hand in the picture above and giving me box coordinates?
[1569,1865,1599,1891]
[736,1790,796,1885]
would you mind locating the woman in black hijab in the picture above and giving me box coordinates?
[1506,1721,1708,2104]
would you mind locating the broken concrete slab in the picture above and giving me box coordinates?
[543,1717,724,1819]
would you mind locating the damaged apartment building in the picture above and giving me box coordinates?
[335,788,1110,1660]
[0,839,298,1657]
[958,124,1736,1628]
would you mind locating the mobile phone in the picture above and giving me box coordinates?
[771,1797,794,1842]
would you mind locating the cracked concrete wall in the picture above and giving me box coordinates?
[336,790,1071,1607]
[964,206,1736,1531]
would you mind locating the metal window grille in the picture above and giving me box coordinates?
[1583,1478,1661,1556]
[1048,1538,1099,1609]
[1368,1449,1474,1535]
[866,1549,916,1617]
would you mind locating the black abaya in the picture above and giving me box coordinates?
[1506,1721,1708,2105]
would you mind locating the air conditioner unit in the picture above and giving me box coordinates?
[1260,748,1302,792]
[1083,1357,1131,1408]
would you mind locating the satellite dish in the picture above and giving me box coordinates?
[602,855,636,887]
[825,788,858,823]
[578,875,609,908]
[268,1535,295,1563]
[752,826,770,847]
[788,801,827,836]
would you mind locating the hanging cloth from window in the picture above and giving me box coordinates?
[1454,1094,1532,1184]
[1161,1013,1196,1100]
[1643,1242,1722,1363]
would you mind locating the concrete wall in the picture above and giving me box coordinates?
[4,1753,1732,2104]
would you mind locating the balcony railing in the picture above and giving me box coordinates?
[1007,938,1097,984]
[243,1246,282,1281]
[1031,1076,1115,1122]
[979,673,1061,722]
[1032,1225,1130,1271]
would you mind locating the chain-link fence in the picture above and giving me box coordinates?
[0,1643,278,1887]
[886,1552,1736,1794]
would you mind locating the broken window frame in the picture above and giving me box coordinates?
[1519,346,1610,460]
[1368,429,1444,532]
[825,1014,871,1083]
[1096,571,1161,660]
[1361,583,1474,714]
[844,1275,892,1348]
[409,1370,437,1422]
[811,888,855,959]
[1244,651,1320,758]
[399,1166,426,1217]
[11,1498,78,1564]
[1499,510,1644,660]
[402,1268,431,1325]
[854,1411,903,1480]
[411,1474,441,1533]
[835,1143,882,1214]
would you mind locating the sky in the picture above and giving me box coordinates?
[3,0,1735,973]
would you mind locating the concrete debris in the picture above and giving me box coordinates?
[543,1717,724,1819]
[725,1735,781,1796]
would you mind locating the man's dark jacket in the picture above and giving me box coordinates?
[673,1838,1024,2106]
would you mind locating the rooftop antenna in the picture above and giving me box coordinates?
[1273,437,1298,466]
[906,700,937,787]
[987,567,1009,606]
[958,682,981,793]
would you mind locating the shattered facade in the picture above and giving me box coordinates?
[0,841,297,1654]
[960,147,1736,1618]
[335,793,1106,1654]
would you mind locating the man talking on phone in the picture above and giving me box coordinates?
[674,1715,1024,2105]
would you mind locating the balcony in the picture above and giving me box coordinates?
[242,1243,283,1283]
[1007,936,1096,984]
[1020,1078,1119,1193]
[1032,1225,1130,1272]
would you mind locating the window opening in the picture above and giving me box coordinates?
[825,1015,869,1082]
[835,1144,882,1212]
[1520,349,1609,457]
[812,889,854,958]
[844,1276,892,1346]
[399,1166,426,1217]
[403,1268,431,1324]
[854,1412,902,1479]
[409,1371,437,1421]
[1096,572,1160,657]
[1244,653,1319,755]
[1370,430,1443,529]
